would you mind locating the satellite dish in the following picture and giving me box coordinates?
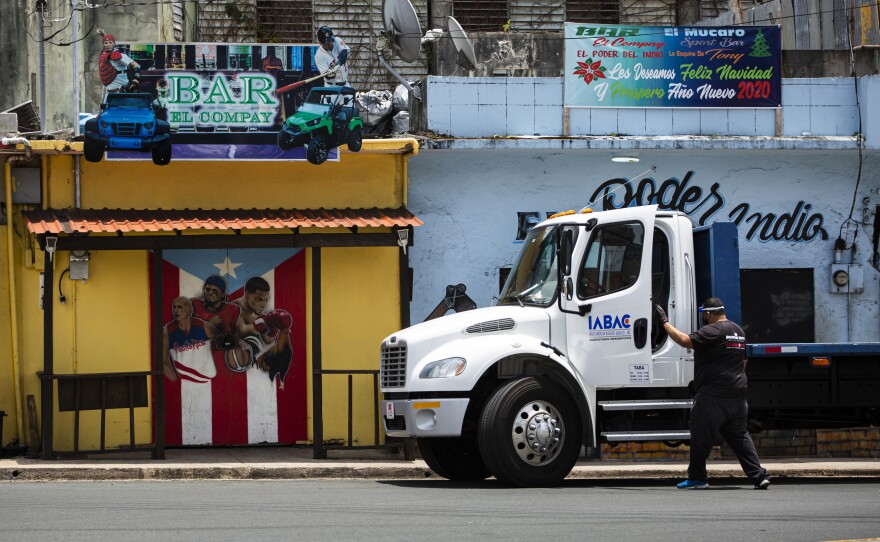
[383,0,422,63]
[447,16,478,74]
[377,0,441,100]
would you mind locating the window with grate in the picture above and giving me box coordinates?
[256,0,314,42]
[196,0,314,43]
[452,0,509,31]
[196,1,257,42]
[566,0,619,24]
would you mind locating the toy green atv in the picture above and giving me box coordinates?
[277,86,364,165]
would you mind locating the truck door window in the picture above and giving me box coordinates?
[577,222,644,299]
[651,227,670,350]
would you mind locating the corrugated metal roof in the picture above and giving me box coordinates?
[22,207,423,235]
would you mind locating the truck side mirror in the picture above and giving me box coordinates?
[558,229,573,277]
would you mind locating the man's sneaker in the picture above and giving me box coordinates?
[676,479,709,489]
[754,478,771,490]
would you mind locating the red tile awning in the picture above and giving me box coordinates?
[22,207,423,235]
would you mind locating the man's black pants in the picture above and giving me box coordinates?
[688,394,768,483]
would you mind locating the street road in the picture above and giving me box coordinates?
[1,479,878,541]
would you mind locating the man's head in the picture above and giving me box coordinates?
[102,33,116,52]
[317,26,334,50]
[171,296,193,322]
[243,276,271,315]
[203,275,227,306]
[699,297,726,323]
[156,78,169,97]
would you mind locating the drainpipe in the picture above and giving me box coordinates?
[3,149,32,446]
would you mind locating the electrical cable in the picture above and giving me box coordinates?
[23,1,861,41]
[58,268,70,303]
[836,0,865,253]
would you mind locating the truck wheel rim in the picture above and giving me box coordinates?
[511,400,564,465]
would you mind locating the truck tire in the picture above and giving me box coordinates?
[346,126,362,152]
[307,136,329,165]
[478,377,582,487]
[83,140,104,163]
[418,437,491,481]
[151,140,172,166]
[277,129,295,150]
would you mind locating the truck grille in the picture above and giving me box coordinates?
[112,122,142,136]
[380,342,407,388]
[465,318,515,334]
[385,415,406,431]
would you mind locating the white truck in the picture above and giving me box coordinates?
[379,205,880,487]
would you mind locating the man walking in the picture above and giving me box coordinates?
[656,297,770,490]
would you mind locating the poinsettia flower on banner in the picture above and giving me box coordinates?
[573,59,607,85]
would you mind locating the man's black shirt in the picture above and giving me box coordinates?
[688,319,748,398]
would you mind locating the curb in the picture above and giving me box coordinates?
[3,463,880,482]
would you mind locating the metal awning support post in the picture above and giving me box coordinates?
[151,249,165,459]
[41,245,54,459]
[311,248,325,459]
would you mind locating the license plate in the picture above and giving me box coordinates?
[109,138,142,149]
[385,401,395,419]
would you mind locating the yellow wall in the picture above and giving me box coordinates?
[319,247,402,444]
[0,140,416,451]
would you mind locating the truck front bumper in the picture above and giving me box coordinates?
[381,398,469,438]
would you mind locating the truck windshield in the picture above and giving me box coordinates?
[499,225,558,306]
[107,95,150,108]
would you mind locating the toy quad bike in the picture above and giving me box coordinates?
[83,92,172,165]
[277,86,364,165]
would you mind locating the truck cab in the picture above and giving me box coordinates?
[380,205,702,486]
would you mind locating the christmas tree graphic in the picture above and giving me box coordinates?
[750,29,771,57]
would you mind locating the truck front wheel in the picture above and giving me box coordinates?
[478,377,582,487]
[418,437,491,481]
[83,139,104,163]
[307,135,329,165]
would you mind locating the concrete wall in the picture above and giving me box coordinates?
[0,2,30,114]
[406,148,880,344]
[419,75,879,145]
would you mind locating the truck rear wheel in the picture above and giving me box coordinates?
[478,377,582,487]
[151,140,172,166]
[346,126,362,152]
[418,437,491,481]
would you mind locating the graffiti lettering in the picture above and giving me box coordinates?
[588,171,724,226]
[586,171,828,242]
[727,201,827,242]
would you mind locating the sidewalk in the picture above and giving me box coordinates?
[2,446,879,482]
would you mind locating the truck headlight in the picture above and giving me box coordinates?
[99,120,109,129]
[306,118,321,127]
[419,357,466,379]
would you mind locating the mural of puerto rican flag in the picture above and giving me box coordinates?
[152,248,307,446]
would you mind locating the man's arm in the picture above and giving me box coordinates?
[162,327,178,381]
[656,305,694,349]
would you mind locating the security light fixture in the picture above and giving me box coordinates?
[45,236,58,261]
[397,228,409,255]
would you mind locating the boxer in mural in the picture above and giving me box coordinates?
[96,28,140,100]
[190,275,254,372]
[233,276,294,387]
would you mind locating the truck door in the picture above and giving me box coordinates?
[560,206,656,386]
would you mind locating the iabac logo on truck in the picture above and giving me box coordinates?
[587,313,632,341]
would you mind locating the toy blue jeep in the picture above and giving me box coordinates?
[277,86,363,165]
[83,93,172,165]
